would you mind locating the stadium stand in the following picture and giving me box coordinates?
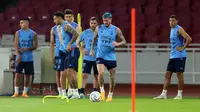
[0,0,199,43]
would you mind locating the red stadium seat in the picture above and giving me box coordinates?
[34,27,46,34]
[177,0,191,8]
[5,6,18,14]
[5,13,20,23]
[158,28,170,43]
[161,0,176,8]
[0,13,4,22]
[147,0,161,7]
[11,26,20,34]
[36,11,50,21]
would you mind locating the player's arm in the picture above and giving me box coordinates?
[178,28,192,51]
[57,25,64,46]
[90,26,98,51]
[76,25,81,35]
[32,33,38,50]
[75,26,82,47]
[114,27,127,46]
[77,32,86,54]
[50,28,55,63]
[14,31,21,64]
[64,24,79,45]
[14,31,21,56]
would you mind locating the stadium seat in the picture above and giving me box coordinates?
[0,13,4,22]
[161,0,176,8]
[176,0,191,8]
[5,6,18,14]
[5,13,20,23]
[147,0,161,7]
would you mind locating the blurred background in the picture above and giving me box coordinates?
[0,0,200,97]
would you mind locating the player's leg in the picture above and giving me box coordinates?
[93,61,98,91]
[55,57,62,96]
[79,60,92,98]
[174,57,186,99]
[12,62,23,97]
[59,51,67,98]
[68,48,80,98]
[106,61,117,102]
[154,59,174,99]
[96,58,106,100]
[22,62,34,97]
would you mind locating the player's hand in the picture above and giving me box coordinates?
[66,44,71,52]
[90,50,94,57]
[176,46,184,51]
[17,55,21,64]
[83,49,88,55]
[19,48,26,53]
[112,41,120,47]
[51,58,55,64]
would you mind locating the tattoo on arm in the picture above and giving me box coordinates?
[64,24,79,45]
[91,27,98,51]
[116,27,127,46]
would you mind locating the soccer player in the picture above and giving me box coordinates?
[64,9,80,94]
[90,12,127,102]
[12,18,38,97]
[50,22,62,96]
[53,11,79,99]
[154,15,192,100]
[76,17,99,98]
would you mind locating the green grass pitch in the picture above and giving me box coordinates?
[136,97,200,112]
[0,96,131,112]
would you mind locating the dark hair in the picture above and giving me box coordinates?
[20,17,31,22]
[170,15,177,20]
[64,9,74,15]
[102,12,112,18]
[90,17,98,22]
[54,11,65,20]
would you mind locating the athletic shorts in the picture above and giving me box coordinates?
[54,56,62,71]
[82,60,98,75]
[59,48,80,72]
[166,57,186,73]
[65,48,80,72]
[59,50,67,71]
[15,62,34,75]
[96,58,117,70]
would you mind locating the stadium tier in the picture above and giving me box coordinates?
[0,0,199,43]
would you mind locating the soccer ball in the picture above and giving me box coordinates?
[89,91,101,102]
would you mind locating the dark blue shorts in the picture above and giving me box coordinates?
[66,48,80,72]
[166,57,186,73]
[96,58,117,70]
[15,62,34,75]
[59,48,80,72]
[54,56,62,71]
[59,50,67,71]
[83,60,98,75]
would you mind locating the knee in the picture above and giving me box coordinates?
[165,73,172,80]
[98,71,104,76]
[15,73,20,79]
[82,74,88,79]
[176,73,183,79]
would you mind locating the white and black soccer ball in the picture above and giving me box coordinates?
[89,91,101,102]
